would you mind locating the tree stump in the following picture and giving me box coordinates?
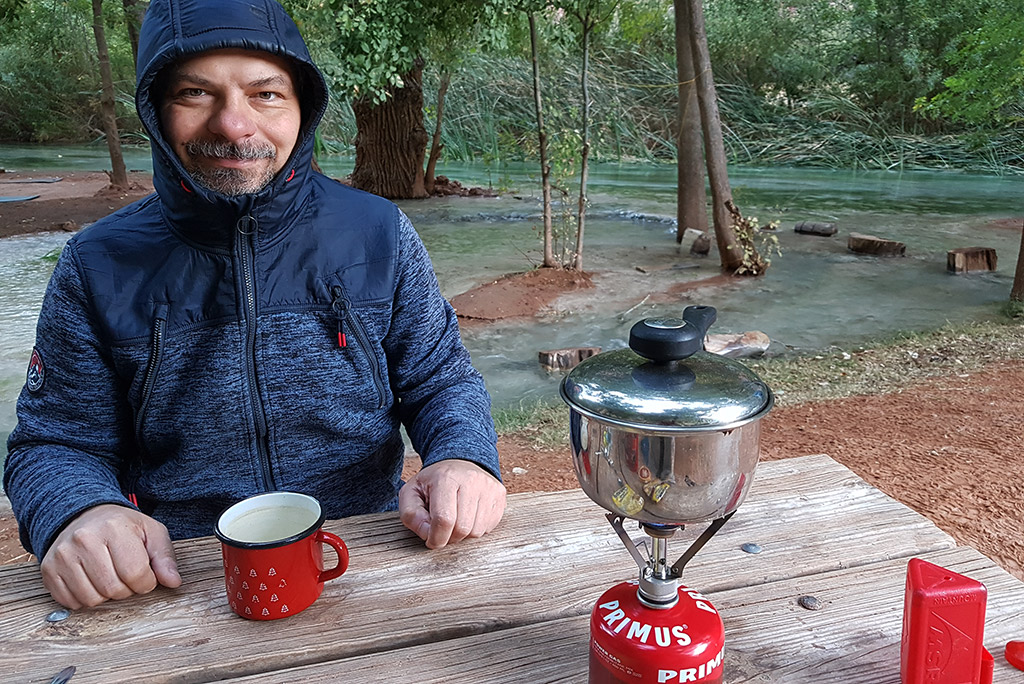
[690,232,711,256]
[848,232,906,257]
[538,347,601,371]
[794,221,837,236]
[947,247,997,274]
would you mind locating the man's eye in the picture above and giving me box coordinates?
[257,91,279,101]
[181,88,205,97]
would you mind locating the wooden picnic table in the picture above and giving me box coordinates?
[3,453,1023,683]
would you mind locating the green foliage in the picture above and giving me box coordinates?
[705,0,845,103]
[916,8,1024,125]
[288,0,507,105]
[0,0,138,141]
[842,0,989,129]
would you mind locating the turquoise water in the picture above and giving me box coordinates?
[2,144,1023,456]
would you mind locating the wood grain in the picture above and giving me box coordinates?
[0,455,970,683]
[222,546,1024,684]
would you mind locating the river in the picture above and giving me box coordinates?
[2,143,1023,457]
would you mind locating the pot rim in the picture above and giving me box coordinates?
[560,382,775,434]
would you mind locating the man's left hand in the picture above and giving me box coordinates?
[399,460,506,549]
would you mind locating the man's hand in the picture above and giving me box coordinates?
[40,504,181,609]
[399,460,507,549]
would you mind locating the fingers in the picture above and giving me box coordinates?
[143,521,182,589]
[398,479,432,542]
[40,504,179,609]
[398,460,507,550]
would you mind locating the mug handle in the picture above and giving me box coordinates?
[316,530,350,582]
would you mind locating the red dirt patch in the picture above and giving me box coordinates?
[451,267,594,323]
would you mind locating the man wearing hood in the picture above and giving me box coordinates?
[3,0,505,610]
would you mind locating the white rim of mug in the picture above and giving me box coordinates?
[214,491,326,550]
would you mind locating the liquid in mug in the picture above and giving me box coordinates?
[221,505,319,543]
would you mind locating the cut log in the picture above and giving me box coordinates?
[538,346,601,371]
[705,331,771,359]
[947,247,997,274]
[794,221,837,237]
[848,232,906,257]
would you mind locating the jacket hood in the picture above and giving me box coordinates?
[135,0,329,248]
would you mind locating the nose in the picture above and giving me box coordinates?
[206,94,256,142]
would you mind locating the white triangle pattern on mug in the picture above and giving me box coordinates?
[229,566,296,617]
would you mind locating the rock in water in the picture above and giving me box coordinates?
[705,331,771,359]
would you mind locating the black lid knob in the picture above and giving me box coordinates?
[628,306,717,363]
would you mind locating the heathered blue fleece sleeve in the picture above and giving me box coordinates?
[384,211,501,481]
[3,243,134,557]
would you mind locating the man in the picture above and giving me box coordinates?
[3,0,505,610]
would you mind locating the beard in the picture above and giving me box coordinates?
[182,139,278,196]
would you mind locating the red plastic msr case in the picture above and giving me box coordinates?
[900,558,989,684]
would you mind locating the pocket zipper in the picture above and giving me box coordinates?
[330,285,387,409]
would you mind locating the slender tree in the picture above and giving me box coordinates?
[121,0,145,69]
[423,68,450,195]
[91,0,128,188]
[1012,221,1024,303]
[569,4,598,271]
[673,0,706,243]
[528,12,556,268]
[686,0,744,273]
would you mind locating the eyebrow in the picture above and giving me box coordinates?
[168,72,292,91]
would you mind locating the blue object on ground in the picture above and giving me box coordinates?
[0,195,40,203]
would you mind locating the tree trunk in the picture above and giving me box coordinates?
[351,64,429,199]
[423,69,450,196]
[529,13,556,269]
[573,15,592,272]
[1012,221,1024,302]
[121,0,145,69]
[91,0,128,188]
[686,0,742,272]
[673,0,707,243]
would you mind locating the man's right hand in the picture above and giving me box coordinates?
[40,504,181,609]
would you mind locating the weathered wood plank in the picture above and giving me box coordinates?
[0,455,958,683]
[224,546,1024,684]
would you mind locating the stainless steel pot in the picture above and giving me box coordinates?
[560,306,774,525]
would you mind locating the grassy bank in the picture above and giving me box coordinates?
[493,316,1024,448]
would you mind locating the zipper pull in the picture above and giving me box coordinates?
[331,286,348,349]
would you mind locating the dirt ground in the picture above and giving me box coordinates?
[1,171,1021,586]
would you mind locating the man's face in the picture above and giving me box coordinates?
[160,48,302,196]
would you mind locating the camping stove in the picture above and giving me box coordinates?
[560,307,774,683]
[587,515,730,684]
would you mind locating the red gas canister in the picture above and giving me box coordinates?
[590,580,724,684]
[900,558,988,683]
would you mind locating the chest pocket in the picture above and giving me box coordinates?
[328,282,386,410]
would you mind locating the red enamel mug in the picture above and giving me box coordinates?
[215,492,349,620]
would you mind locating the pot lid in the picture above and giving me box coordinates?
[560,307,774,431]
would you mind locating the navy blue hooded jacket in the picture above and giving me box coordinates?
[3,0,500,558]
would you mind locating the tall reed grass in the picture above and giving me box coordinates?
[319,48,1024,175]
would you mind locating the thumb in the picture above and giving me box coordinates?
[144,522,181,588]
[398,480,431,541]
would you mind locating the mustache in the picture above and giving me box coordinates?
[183,139,275,161]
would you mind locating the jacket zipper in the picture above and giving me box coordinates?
[130,302,169,507]
[331,285,387,409]
[238,212,276,491]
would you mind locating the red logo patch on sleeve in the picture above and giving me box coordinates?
[26,347,45,394]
